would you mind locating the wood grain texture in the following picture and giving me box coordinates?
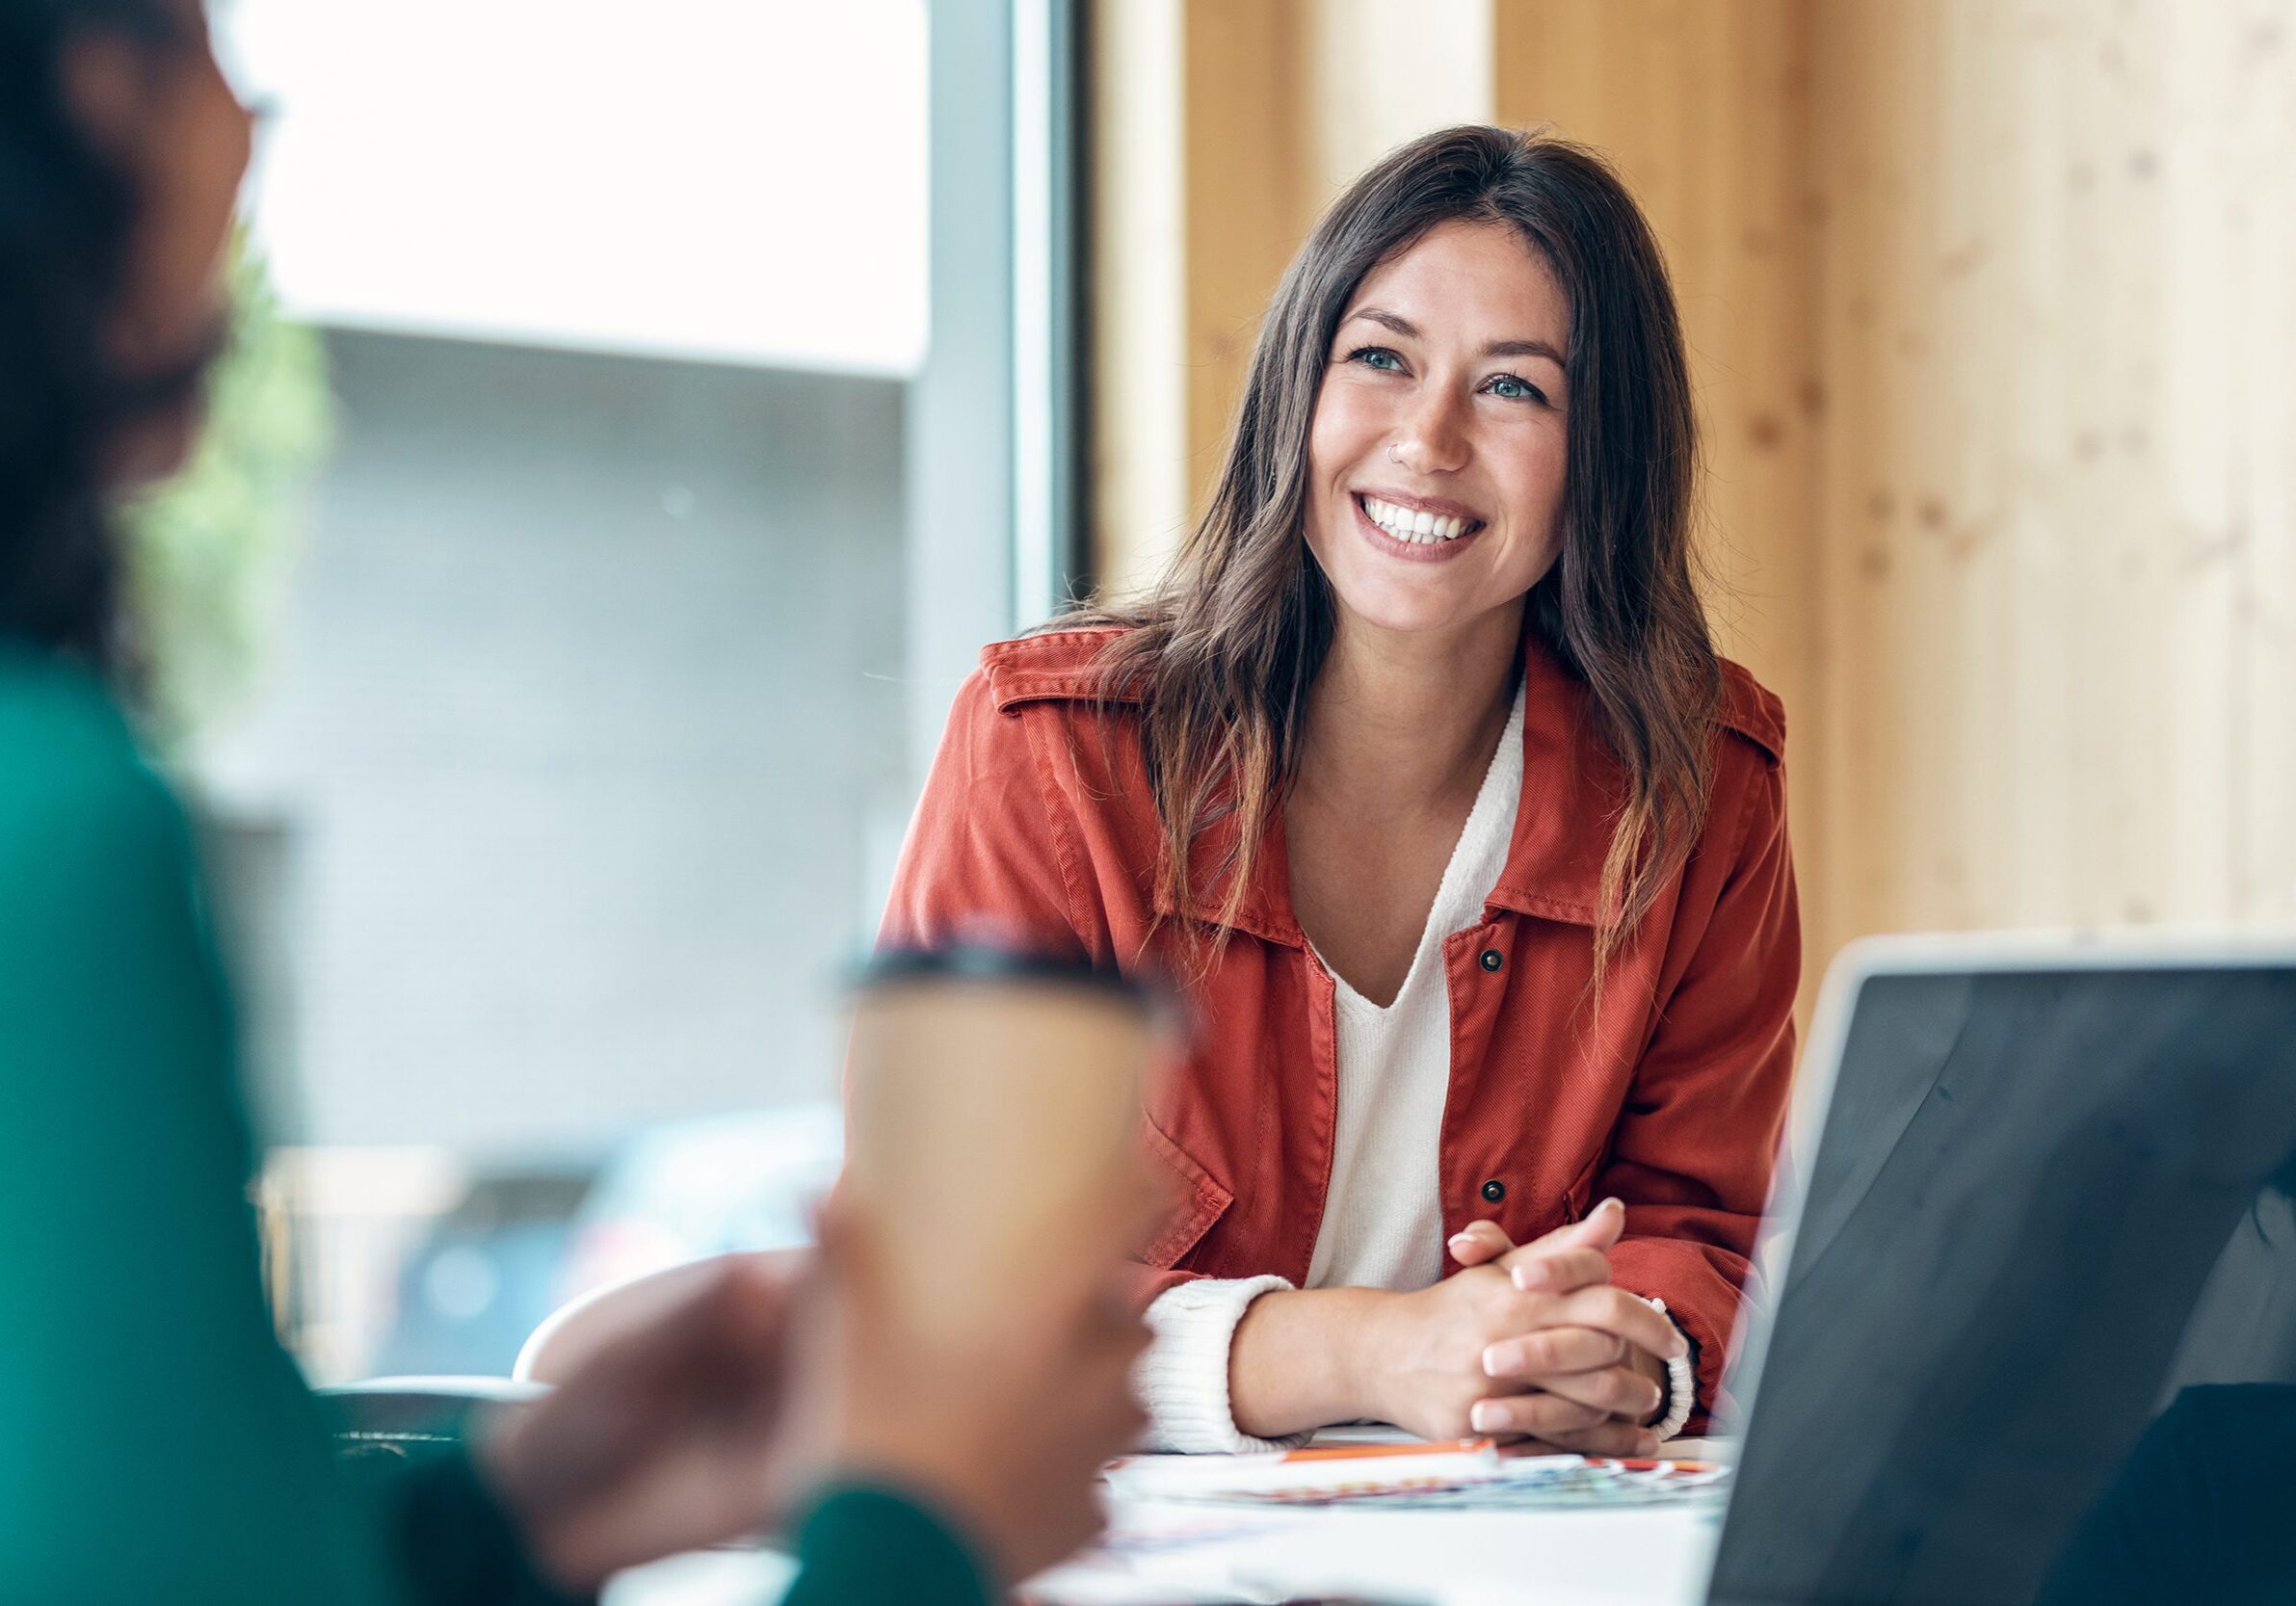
[1303,0,1494,210]
[1085,1,2296,982]
[1811,0,2296,944]
[1181,0,1310,540]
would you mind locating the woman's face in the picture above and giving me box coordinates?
[1304,218,1571,641]
[64,0,253,482]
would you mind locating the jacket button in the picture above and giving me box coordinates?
[1480,1178,1506,1203]
[1479,948,1503,972]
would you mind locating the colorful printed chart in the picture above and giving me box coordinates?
[1104,1438,1732,1510]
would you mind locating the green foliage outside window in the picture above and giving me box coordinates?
[123,239,335,750]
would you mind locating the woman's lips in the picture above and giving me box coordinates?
[1352,492,1486,565]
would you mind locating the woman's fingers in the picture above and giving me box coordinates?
[1467,1387,1660,1453]
[1466,1390,1610,1438]
[1480,1325,1626,1381]
[1547,1284,1687,1361]
[1531,1197,1624,1254]
[1450,1198,1627,1273]
[1445,1219,1516,1267]
[1525,1417,1662,1459]
[1494,1201,1624,1292]
[1504,1246,1612,1295]
[1518,1362,1664,1424]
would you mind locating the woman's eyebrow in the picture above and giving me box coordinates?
[1346,308,1562,366]
[1484,337,1565,365]
[1350,306,1420,338]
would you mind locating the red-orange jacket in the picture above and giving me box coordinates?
[879,626,1800,1428]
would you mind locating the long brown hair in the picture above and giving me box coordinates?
[1077,125,1720,982]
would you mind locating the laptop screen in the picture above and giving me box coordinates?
[1708,960,2296,1606]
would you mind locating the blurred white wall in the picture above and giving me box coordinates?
[198,333,910,1156]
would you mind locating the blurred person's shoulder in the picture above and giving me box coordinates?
[0,647,186,877]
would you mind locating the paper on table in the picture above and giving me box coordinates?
[1104,1437,1511,1503]
[1103,1436,1731,1510]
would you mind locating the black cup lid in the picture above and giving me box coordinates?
[855,943,1160,1010]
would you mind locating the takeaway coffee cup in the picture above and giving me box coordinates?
[841,946,1171,1339]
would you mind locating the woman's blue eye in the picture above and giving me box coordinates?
[1350,347,1405,372]
[1488,373,1544,404]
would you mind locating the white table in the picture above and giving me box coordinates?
[607,1435,1729,1606]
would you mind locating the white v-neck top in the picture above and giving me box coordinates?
[1301,682,1526,1294]
[1135,684,1526,1454]
[1130,680,1693,1454]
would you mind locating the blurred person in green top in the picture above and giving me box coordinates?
[0,2,1147,1603]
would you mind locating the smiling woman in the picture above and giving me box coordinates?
[881,126,1798,1465]
[1308,223,1570,619]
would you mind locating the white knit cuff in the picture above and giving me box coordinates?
[1640,1297,1698,1442]
[1136,1276,1306,1454]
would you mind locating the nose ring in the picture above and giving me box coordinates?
[1386,443,1403,466]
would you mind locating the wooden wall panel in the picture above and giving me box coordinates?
[1179,0,1311,544]
[1809,0,2296,943]
[1087,1,2296,970]
[2227,2,2296,923]
[1302,0,1494,210]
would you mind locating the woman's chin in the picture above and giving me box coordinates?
[1330,585,1481,639]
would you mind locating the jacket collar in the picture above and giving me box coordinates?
[1154,638,1623,938]
[982,627,1775,941]
[1483,637,1617,928]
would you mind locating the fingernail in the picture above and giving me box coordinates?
[1597,1197,1623,1215]
[1511,1262,1551,1292]
[1469,1401,1502,1433]
[1480,1344,1509,1378]
[1670,1333,1691,1360]
[1447,1232,1476,1253]
[1636,1434,1660,1456]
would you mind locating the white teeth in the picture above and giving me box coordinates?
[1362,495,1472,543]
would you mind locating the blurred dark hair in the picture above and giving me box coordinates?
[0,0,186,674]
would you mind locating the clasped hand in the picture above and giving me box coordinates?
[1363,1198,1685,1456]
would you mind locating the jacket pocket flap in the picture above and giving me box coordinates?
[1139,1119,1233,1269]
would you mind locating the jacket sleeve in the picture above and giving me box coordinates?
[1600,744,1800,1432]
[880,672,1215,1311]
[878,669,1098,962]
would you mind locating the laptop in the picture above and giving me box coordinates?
[1701,933,2296,1606]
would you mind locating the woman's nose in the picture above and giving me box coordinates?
[1389,387,1470,475]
